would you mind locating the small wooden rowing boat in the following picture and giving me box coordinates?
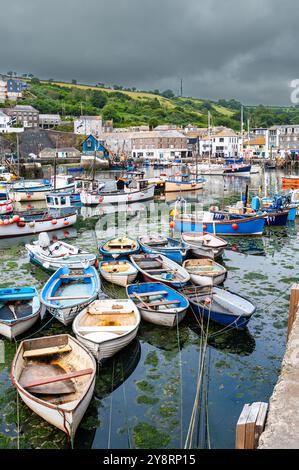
[130,253,190,288]
[127,282,189,327]
[99,237,140,260]
[26,232,97,272]
[183,259,227,287]
[0,287,40,340]
[99,260,138,287]
[11,334,96,439]
[72,299,140,363]
[181,286,256,328]
[41,266,100,326]
[139,234,188,264]
[181,233,227,260]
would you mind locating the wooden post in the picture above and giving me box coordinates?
[288,284,299,340]
[236,402,268,449]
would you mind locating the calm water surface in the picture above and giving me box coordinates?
[0,169,296,449]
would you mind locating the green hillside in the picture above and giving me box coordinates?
[10,78,299,131]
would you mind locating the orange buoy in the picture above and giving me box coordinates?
[169,221,175,229]
[64,220,70,226]
[232,223,238,230]
[51,219,57,225]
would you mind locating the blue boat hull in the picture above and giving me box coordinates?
[174,215,265,236]
[190,301,252,329]
[141,244,186,264]
[288,206,297,221]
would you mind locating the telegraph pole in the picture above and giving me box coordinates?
[180,78,183,97]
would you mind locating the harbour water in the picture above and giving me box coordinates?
[0,168,297,449]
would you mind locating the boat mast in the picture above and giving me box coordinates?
[208,111,211,166]
[17,133,20,177]
[241,105,244,158]
[54,151,57,191]
[92,145,96,182]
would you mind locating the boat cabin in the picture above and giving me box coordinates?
[46,192,72,209]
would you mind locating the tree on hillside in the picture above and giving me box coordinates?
[149,118,159,130]
[72,79,77,85]
[31,77,40,84]
[161,89,175,99]
[90,91,107,109]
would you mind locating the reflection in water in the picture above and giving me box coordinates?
[0,227,78,250]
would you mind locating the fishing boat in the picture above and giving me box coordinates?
[282,176,299,188]
[11,334,96,439]
[40,266,100,326]
[12,179,51,191]
[127,282,189,327]
[10,175,75,202]
[0,198,13,215]
[174,211,266,236]
[183,259,227,287]
[164,178,206,193]
[130,253,190,288]
[181,286,256,329]
[215,209,290,227]
[223,163,251,176]
[181,232,228,259]
[99,237,140,260]
[0,211,77,239]
[72,299,140,363]
[80,178,155,205]
[26,232,97,272]
[139,234,188,264]
[0,287,40,340]
[99,260,138,287]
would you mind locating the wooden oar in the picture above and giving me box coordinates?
[21,368,94,389]
[133,292,151,309]
[47,295,91,301]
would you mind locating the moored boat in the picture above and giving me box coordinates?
[99,237,140,260]
[174,211,266,236]
[26,232,97,272]
[181,285,256,329]
[181,232,227,259]
[139,234,188,264]
[183,259,227,287]
[0,211,77,239]
[99,260,138,287]
[164,178,206,193]
[73,299,140,363]
[130,253,190,288]
[41,266,100,326]
[0,287,40,340]
[0,198,13,215]
[11,334,96,439]
[127,282,189,327]
[80,179,155,205]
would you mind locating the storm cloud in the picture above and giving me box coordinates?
[0,0,298,105]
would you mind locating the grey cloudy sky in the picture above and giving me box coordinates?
[0,0,298,105]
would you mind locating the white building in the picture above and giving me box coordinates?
[0,111,10,133]
[0,80,6,103]
[74,116,103,136]
[199,129,240,159]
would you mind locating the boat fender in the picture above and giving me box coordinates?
[94,259,99,269]
[203,297,212,305]
[0,220,3,225]
[27,194,31,199]
[3,219,9,225]
[98,196,104,203]
[9,218,14,224]
[203,224,207,230]
[51,219,58,225]
[232,223,238,230]
[29,221,35,228]
[12,215,20,223]
[6,205,13,212]
[169,221,175,229]
[64,220,70,226]
[17,221,26,228]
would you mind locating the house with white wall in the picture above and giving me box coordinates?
[199,128,240,159]
[74,116,103,137]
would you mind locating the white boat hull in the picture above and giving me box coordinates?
[139,306,187,327]
[190,272,226,287]
[74,326,139,363]
[0,214,77,239]
[0,200,13,215]
[0,311,40,340]
[46,296,98,326]
[11,185,74,202]
[80,185,155,205]
[100,270,138,287]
